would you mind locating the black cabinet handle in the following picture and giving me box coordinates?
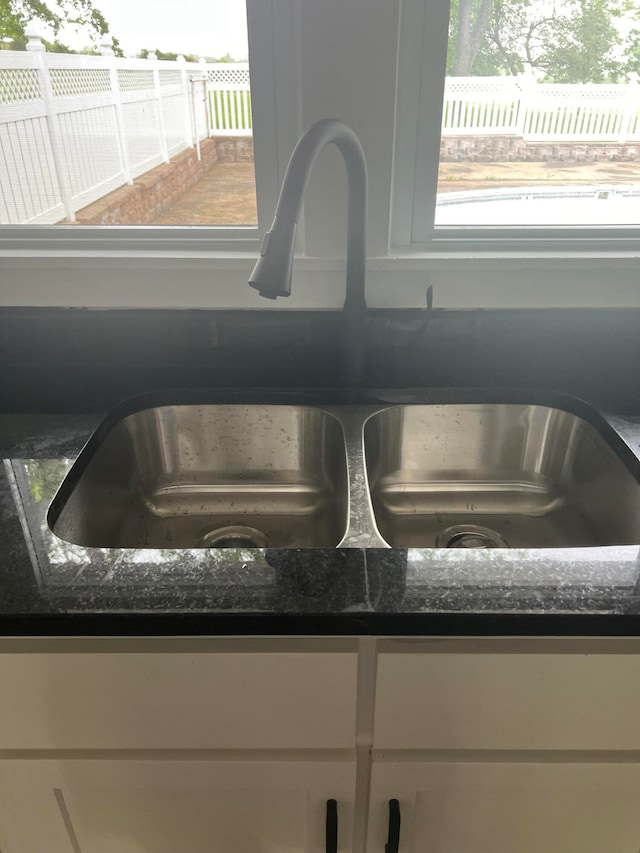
[326,798,338,853]
[385,799,401,853]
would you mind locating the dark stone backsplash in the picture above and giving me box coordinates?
[1,307,639,414]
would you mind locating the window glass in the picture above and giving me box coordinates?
[0,0,257,226]
[436,0,640,228]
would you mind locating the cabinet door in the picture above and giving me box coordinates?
[368,761,640,853]
[0,762,75,853]
[43,759,356,853]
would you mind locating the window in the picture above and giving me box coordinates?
[2,0,639,311]
[393,0,640,245]
[0,0,300,246]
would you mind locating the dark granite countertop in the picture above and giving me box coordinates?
[3,388,640,637]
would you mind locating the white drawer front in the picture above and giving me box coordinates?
[0,652,357,749]
[375,652,640,750]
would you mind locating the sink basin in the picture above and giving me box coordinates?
[50,396,640,552]
[49,405,349,548]
[364,404,640,548]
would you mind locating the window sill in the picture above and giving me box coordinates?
[1,245,640,310]
[0,226,262,258]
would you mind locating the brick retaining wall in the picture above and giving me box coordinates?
[440,135,640,163]
[67,136,254,225]
[69,133,637,225]
[214,137,254,163]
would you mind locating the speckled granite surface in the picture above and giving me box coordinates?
[1,305,640,636]
[3,396,640,637]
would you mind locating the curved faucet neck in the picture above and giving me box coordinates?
[250,118,367,315]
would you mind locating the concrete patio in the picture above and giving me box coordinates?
[151,162,258,226]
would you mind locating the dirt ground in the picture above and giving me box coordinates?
[148,159,640,225]
[437,159,640,193]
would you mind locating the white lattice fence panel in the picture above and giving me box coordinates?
[0,116,62,223]
[117,69,155,92]
[444,77,521,98]
[50,68,111,98]
[206,63,250,85]
[0,67,41,105]
[121,99,164,173]
[159,69,183,87]
[58,105,122,206]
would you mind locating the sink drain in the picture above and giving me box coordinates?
[438,524,508,549]
[199,525,271,548]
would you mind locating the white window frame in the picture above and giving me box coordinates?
[0,0,301,256]
[391,0,640,254]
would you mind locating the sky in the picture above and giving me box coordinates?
[46,0,637,64]
[59,0,249,59]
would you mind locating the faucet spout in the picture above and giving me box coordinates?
[249,118,368,320]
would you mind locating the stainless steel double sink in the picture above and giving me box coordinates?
[48,399,640,550]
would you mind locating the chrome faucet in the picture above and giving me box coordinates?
[249,118,368,385]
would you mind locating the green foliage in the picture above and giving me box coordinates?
[0,0,112,46]
[25,458,69,504]
[537,0,622,82]
[43,38,74,51]
[140,47,219,62]
[138,48,240,63]
[448,0,640,82]
[621,28,640,77]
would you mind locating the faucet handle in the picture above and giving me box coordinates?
[259,231,273,256]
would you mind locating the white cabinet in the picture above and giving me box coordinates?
[5,639,640,853]
[369,644,640,853]
[0,642,358,852]
[367,762,640,853]
[1,759,356,853]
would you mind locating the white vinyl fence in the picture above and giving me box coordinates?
[0,34,251,224]
[442,76,640,141]
[3,37,640,225]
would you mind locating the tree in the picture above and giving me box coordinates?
[138,48,200,62]
[0,0,117,51]
[138,49,241,63]
[622,29,640,77]
[451,0,496,75]
[448,0,637,82]
[528,0,623,82]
